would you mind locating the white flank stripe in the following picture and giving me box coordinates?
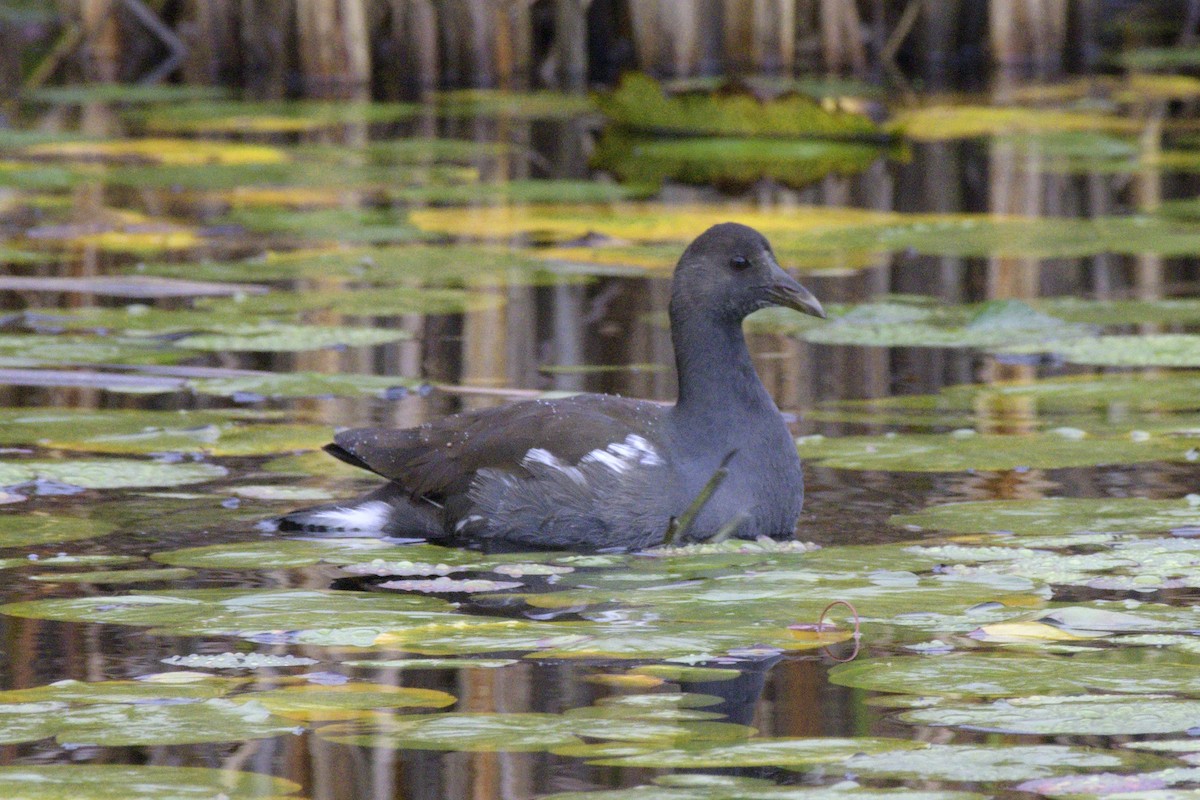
[307,500,390,530]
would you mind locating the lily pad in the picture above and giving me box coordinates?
[318,711,750,752]
[831,652,1200,698]
[0,765,301,800]
[133,99,420,134]
[891,105,1139,140]
[189,371,421,399]
[796,431,1200,471]
[0,333,187,367]
[0,514,115,548]
[892,498,1200,536]
[0,588,451,637]
[437,89,595,119]
[0,460,226,489]
[22,138,287,166]
[247,682,456,721]
[0,698,299,746]
[573,735,924,768]
[598,73,878,138]
[29,84,230,105]
[593,133,886,189]
[844,743,1158,782]
[30,567,195,584]
[134,244,558,286]
[543,776,985,800]
[901,695,1200,735]
[43,422,330,456]
[1005,334,1200,367]
[174,324,409,352]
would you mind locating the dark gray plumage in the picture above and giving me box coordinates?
[273,222,825,551]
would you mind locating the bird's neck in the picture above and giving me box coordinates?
[670,311,778,425]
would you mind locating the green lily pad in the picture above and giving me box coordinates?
[0,459,227,489]
[0,676,242,705]
[901,695,1200,735]
[542,776,985,800]
[598,73,878,138]
[844,743,1159,782]
[838,371,1200,418]
[629,665,742,683]
[0,765,300,800]
[43,422,330,456]
[892,498,1200,536]
[1005,334,1200,367]
[437,89,595,119]
[0,407,248,445]
[191,371,421,399]
[214,284,495,316]
[133,99,420,133]
[593,132,886,189]
[800,299,1089,349]
[133,244,559,286]
[342,658,517,670]
[51,699,299,746]
[30,567,195,584]
[174,323,409,352]
[831,652,1200,698]
[0,333,186,366]
[0,514,115,548]
[218,205,430,243]
[248,682,456,721]
[797,431,1200,472]
[152,539,483,570]
[0,588,451,637]
[318,711,750,752]
[29,84,230,106]
[891,104,1139,141]
[573,735,924,768]
[0,554,138,570]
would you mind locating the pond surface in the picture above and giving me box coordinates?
[2,76,1200,799]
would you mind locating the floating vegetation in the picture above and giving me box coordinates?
[30,567,195,584]
[891,105,1139,140]
[436,89,596,119]
[1005,334,1200,367]
[41,421,331,457]
[132,244,558,286]
[174,323,410,352]
[0,674,452,745]
[592,132,887,189]
[796,430,1200,472]
[542,778,986,800]
[161,652,319,669]
[901,695,1200,736]
[799,299,1090,349]
[568,735,922,768]
[132,99,420,134]
[892,497,1200,536]
[0,514,115,548]
[843,743,1161,783]
[598,73,880,139]
[0,460,226,490]
[0,765,302,800]
[832,652,1200,698]
[318,710,750,752]
[28,84,230,105]
[21,137,288,166]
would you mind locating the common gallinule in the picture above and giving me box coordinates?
[273,223,825,551]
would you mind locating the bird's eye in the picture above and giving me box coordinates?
[730,255,750,270]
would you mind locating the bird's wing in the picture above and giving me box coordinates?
[326,395,667,502]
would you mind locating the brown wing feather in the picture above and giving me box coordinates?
[330,395,668,502]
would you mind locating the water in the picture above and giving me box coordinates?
[2,80,1200,799]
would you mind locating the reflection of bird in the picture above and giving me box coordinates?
[272,223,825,552]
